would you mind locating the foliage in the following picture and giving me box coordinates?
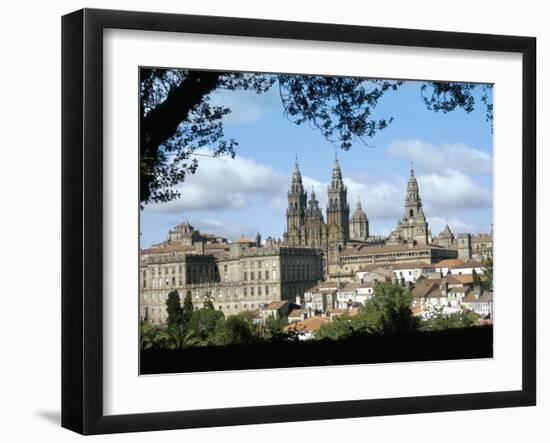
[278,75,401,150]
[315,315,355,340]
[314,282,418,340]
[156,325,200,349]
[165,290,183,327]
[181,290,194,326]
[355,282,419,335]
[212,315,256,346]
[482,255,493,291]
[140,69,493,205]
[423,310,480,331]
[421,82,493,129]
[472,268,481,287]
[264,316,288,341]
[203,298,215,310]
[139,321,163,350]
[188,308,225,342]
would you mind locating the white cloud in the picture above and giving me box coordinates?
[388,139,492,174]
[144,147,492,239]
[145,149,287,213]
[209,88,279,124]
[418,169,492,215]
[196,218,259,240]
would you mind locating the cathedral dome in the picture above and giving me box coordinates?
[351,197,368,222]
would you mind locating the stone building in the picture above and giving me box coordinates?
[140,231,323,325]
[387,164,429,245]
[283,156,369,275]
[433,224,455,248]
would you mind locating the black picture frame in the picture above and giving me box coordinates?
[61,8,537,435]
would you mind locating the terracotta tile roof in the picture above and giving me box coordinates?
[391,262,434,271]
[284,316,329,333]
[434,259,466,268]
[288,309,306,318]
[141,241,228,255]
[265,300,289,311]
[449,286,470,293]
[413,279,443,298]
[446,274,486,285]
[340,243,446,257]
[451,261,484,269]
[141,243,196,255]
[472,235,492,243]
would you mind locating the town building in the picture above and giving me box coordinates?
[140,225,323,324]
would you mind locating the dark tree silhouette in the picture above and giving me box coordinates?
[140,68,493,205]
[165,290,183,327]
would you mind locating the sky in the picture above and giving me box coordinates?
[141,75,493,248]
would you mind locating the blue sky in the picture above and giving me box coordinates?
[141,76,493,247]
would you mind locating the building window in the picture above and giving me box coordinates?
[250,271,255,280]
[251,287,255,296]
[265,270,269,280]
[243,288,247,296]
[243,272,247,281]
[265,286,269,295]
[258,286,262,296]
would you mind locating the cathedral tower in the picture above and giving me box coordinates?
[304,187,327,249]
[326,155,350,246]
[399,163,428,245]
[285,159,307,246]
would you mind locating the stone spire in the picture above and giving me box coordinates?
[327,153,349,245]
[286,157,307,246]
[331,153,344,187]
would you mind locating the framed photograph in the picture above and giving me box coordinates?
[62,8,536,435]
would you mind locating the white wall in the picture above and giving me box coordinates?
[0,0,546,441]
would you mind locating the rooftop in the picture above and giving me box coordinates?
[284,316,329,333]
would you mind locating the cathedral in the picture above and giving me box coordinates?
[283,157,441,277]
[282,156,370,252]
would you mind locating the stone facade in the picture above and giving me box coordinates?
[140,231,323,324]
[387,164,429,245]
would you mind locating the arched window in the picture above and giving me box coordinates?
[409,209,414,217]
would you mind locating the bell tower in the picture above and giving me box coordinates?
[286,158,307,246]
[326,154,350,246]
